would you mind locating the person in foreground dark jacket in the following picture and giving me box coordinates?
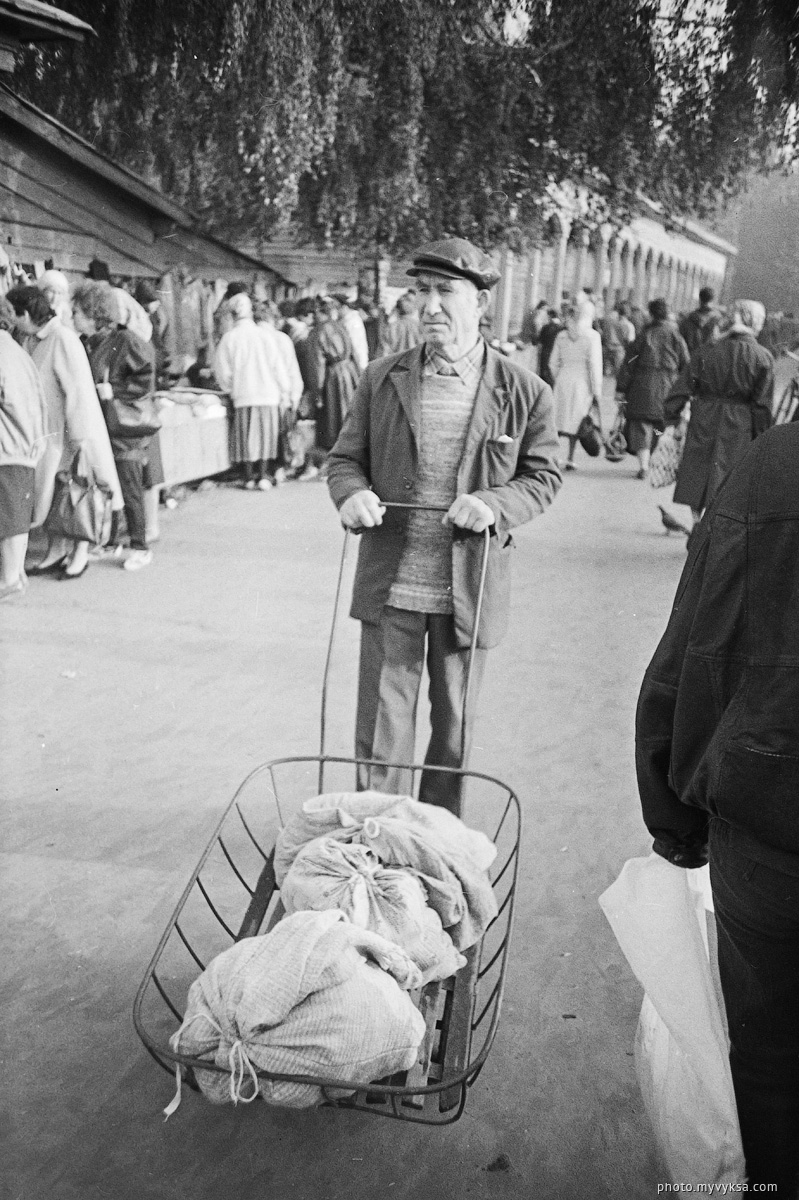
[636,421,799,1195]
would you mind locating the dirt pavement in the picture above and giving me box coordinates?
[2,449,690,1200]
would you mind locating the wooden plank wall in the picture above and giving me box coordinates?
[0,120,284,287]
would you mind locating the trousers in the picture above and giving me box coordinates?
[709,818,799,1195]
[113,458,148,550]
[355,606,487,813]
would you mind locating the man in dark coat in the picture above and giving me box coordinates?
[616,298,690,479]
[636,422,799,1194]
[679,285,721,358]
[327,238,561,812]
[537,308,563,388]
[669,299,774,524]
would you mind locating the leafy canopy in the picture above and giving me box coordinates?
[18,0,799,254]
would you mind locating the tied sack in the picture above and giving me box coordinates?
[281,838,466,985]
[170,910,425,1110]
[274,791,497,950]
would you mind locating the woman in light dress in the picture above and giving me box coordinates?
[550,305,603,470]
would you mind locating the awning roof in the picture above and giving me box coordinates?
[0,0,95,44]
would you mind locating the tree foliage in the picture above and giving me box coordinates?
[17,0,799,255]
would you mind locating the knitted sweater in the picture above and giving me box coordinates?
[388,370,477,613]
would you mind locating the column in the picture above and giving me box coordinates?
[607,236,624,309]
[667,257,679,310]
[552,219,572,310]
[573,227,590,295]
[633,246,647,307]
[593,228,611,303]
[495,246,514,340]
[622,240,636,302]
[529,245,543,310]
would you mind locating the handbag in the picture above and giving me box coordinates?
[44,449,113,546]
[577,401,603,457]
[103,393,162,439]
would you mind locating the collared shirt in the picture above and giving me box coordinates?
[422,338,485,388]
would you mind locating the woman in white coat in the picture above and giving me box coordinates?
[550,305,603,470]
[7,286,122,579]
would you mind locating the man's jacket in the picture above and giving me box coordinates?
[327,343,562,649]
[636,423,799,868]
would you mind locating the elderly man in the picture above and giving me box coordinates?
[669,299,774,526]
[327,238,561,812]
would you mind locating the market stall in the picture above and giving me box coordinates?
[154,389,231,488]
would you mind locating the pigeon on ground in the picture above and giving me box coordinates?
[658,505,691,536]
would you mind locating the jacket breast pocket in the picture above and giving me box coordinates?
[485,438,519,485]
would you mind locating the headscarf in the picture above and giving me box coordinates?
[113,287,153,341]
[227,292,253,321]
[731,300,766,336]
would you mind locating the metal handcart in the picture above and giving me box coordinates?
[134,503,522,1125]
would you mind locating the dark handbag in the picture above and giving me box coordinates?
[577,402,603,457]
[103,393,162,439]
[44,450,113,545]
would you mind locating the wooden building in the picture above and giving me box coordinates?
[0,85,287,289]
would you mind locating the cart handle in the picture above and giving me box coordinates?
[319,501,492,791]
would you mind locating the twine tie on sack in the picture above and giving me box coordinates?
[163,1013,260,1119]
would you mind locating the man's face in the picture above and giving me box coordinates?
[416,272,489,358]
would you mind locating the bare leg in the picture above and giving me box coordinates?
[0,533,29,586]
[34,533,70,570]
[63,539,89,576]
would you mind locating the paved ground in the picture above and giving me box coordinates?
[2,440,692,1200]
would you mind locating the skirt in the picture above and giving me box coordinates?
[624,419,658,455]
[0,464,36,539]
[230,406,281,464]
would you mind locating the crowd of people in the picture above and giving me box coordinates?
[0,260,784,604]
[0,275,428,600]
[517,285,777,538]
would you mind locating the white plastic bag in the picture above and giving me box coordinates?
[599,853,745,1186]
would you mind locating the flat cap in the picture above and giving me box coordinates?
[407,238,501,290]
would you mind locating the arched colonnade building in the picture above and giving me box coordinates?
[491,198,737,340]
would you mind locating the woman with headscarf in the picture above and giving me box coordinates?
[0,297,47,600]
[308,297,362,452]
[616,297,690,479]
[550,304,603,470]
[214,292,290,489]
[7,285,123,579]
[669,299,775,525]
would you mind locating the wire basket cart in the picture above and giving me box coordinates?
[134,506,522,1125]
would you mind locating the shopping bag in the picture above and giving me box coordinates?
[577,400,603,457]
[599,854,745,1186]
[44,449,113,546]
[648,422,685,489]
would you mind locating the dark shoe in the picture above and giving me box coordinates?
[28,556,68,575]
